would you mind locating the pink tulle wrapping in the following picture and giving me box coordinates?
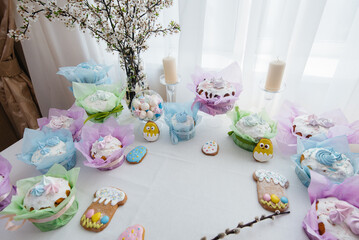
[0,155,16,211]
[37,104,86,141]
[302,171,359,239]
[75,117,134,171]
[276,100,359,155]
[188,62,243,116]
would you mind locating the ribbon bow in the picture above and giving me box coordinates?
[308,115,334,128]
[84,103,124,123]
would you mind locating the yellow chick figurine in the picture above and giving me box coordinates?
[143,121,160,142]
[253,138,273,162]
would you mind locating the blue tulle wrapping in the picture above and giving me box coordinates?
[17,128,77,174]
[164,102,202,144]
[292,134,359,187]
[57,60,112,92]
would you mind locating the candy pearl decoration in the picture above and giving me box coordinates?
[132,99,141,108]
[280,196,288,204]
[85,209,95,218]
[92,212,101,223]
[141,103,150,111]
[263,194,271,202]
[100,215,109,224]
[139,111,146,119]
[147,110,154,119]
[270,194,280,204]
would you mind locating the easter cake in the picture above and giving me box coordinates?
[81,187,127,232]
[236,113,271,140]
[23,176,71,211]
[90,135,123,161]
[31,136,67,165]
[46,115,74,130]
[313,197,359,239]
[196,77,236,99]
[83,90,117,113]
[292,114,334,138]
[300,147,354,182]
[171,112,195,132]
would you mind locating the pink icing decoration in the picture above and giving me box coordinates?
[329,201,354,224]
[118,224,144,240]
[45,182,60,195]
[86,209,95,218]
[263,193,271,202]
[346,214,359,235]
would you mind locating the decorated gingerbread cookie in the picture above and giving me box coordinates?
[80,187,127,232]
[253,169,289,212]
[202,141,219,156]
[126,146,147,164]
[118,224,145,240]
[253,138,273,162]
[143,121,160,142]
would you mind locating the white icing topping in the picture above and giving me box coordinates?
[293,115,332,137]
[31,140,66,164]
[316,197,359,240]
[91,135,122,159]
[93,187,125,206]
[23,176,70,210]
[83,90,117,112]
[254,169,288,187]
[301,148,354,182]
[197,78,236,98]
[236,114,271,140]
[46,115,74,129]
[171,114,194,132]
[202,141,218,154]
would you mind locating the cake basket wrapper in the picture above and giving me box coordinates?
[302,171,359,240]
[17,128,76,174]
[75,117,134,171]
[188,62,243,116]
[276,100,359,155]
[0,164,80,232]
[0,155,16,211]
[227,106,277,152]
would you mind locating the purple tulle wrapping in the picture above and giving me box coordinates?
[75,117,134,171]
[37,104,86,141]
[302,171,359,239]
[188,62,243,116]
[276,100,359,155]
[0,155,16,211]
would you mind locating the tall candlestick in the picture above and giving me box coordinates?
[162,56,178,84]
[265,59,286,92]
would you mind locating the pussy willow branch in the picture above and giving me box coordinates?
[201,210,290,240]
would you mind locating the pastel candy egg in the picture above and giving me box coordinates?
[139,111,146,119]
[85,209,94,218]
[141,102,150,111]
[263,193,271,202]
[271,194,280,204]
[149,98,158,107]
[132,99,141,108]
[100,215,109,224]
[91,212,101,223]
[147,110,154,119]
[281,196,288,204]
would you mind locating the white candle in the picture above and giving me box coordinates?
[162,56,177,84]
[265,59,286,92]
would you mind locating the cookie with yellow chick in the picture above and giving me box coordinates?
[143,121,160,142]
[253,138,273,162]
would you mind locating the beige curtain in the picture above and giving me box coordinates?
[0,0,41,139]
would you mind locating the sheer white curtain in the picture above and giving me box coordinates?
[14,0,359,121]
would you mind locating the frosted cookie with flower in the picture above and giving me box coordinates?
[202,141,219,156]
[253,169,289,212]
[80,187,127,232]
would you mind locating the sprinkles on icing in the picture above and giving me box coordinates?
[118,224,145,240]
[93,187,125,206]
[202,141,218,155]
[126,146,147,163]
[254,169,288,188]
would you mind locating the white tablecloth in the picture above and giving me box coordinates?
[0,112,311,240]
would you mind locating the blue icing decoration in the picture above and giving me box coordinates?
[126,146,147,163]
[31,184,45,197]
[175,112,188,123]
[98,136,104,141]
[40,147,50,155]
[280,196,288,204]
[46,136,60,147]
[316,148,341,166]
[242,114,265,127]
[158,103,163,109]
[100,215,109,224]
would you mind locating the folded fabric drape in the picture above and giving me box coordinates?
[0,0,41,138]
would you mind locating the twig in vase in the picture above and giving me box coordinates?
[201,210,290,240]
